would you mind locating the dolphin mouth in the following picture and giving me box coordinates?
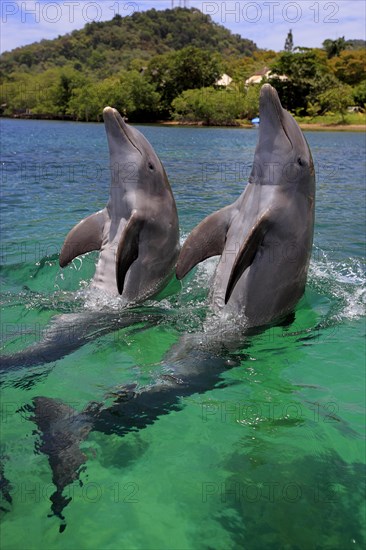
[103,106,142,156]
[259,84,293,149]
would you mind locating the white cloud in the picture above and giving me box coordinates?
[1,0,365,54]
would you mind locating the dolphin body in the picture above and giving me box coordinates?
[29,85,316,526]
[31,330,243,526]
[177,84,316,327]
[0,109,179,371]
[60,107,180,301]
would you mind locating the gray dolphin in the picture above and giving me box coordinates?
[0,110,180,371]
[60,107,180,301]
[176,83,315,327]
[30,328,244,525]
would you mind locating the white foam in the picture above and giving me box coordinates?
[309,250,365,322]
[57,235,365,326]
[78,287,128,312]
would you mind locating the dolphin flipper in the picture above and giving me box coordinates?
[176,205,233,280]
[59,209,107,267]
[225,209,272,304]
[116,211,145,295]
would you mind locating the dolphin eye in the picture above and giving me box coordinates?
[297,157,304,166]
[148,162,155,171]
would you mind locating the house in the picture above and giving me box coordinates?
[215,73,233,87]
[245,67,288,86]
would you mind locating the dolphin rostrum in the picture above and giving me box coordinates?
[60,106,180,301]
[0,109,180,371]
[177,83,315,327]
[28,84,316,527]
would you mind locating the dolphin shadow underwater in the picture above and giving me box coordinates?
[27,84,316,528]
[0,107,180,373]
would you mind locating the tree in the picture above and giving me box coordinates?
[67,71,161,122]
[67,82,101,121]
[322,37,346,59]
[172,87,244,125]
[172,84,260,125]
[353,80,366,108]
[328,50,366,86]
[51,68,88,115]
[319,83,354,122]
[270,49,331,114]
[147,46,222,112]
[284,30,293,52]
[224,50,277,83]
[121,71,162,121]
[0,72,37,113]
[244,84,260,119]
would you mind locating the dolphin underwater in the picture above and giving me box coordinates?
[177,83,316,327]
[28,84,316,526]
[0,108,180,371]
[30,330,244,526]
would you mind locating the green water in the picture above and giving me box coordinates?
[0,119,365,549]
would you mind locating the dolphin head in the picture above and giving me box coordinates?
[250,84,315,195]
[103,107,170,200]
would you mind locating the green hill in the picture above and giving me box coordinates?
[1,7,363,125]
[0,7,257,77]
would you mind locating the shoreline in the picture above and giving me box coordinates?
[2,115,365,132]
[159,120,366,132]
[297,123,365,132]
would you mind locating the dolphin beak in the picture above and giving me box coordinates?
[258,84,292,149]
[259,83,282,119]
[103,106,142,155]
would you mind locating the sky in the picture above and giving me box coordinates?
[1,0,365,54]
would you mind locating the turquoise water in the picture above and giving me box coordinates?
[0,119,365,549]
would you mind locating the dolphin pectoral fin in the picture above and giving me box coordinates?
[176,206,233,280]
[116,211,144,295]
[59,209,106,268]
[225,210,272,304]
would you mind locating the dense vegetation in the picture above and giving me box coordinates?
[0,7,365,125]
[0,8,256,75]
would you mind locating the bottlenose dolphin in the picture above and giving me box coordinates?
[28,84,316,526]
[0,109,180,371]
[61,106,180,300]
[30,328,244,526]
[177,83,315,327]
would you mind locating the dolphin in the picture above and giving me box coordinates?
[0,109,180,371]
[27,84,317,526]
[60,106,180,301]
[176,83,315,327]
[30,328,244,526]
[0,309,164,374]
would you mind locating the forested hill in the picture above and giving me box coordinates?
[0,7,257,75]
[1,7,364,125]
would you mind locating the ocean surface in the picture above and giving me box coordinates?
[0,118,365,549]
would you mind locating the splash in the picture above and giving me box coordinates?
[309,248,365,323]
